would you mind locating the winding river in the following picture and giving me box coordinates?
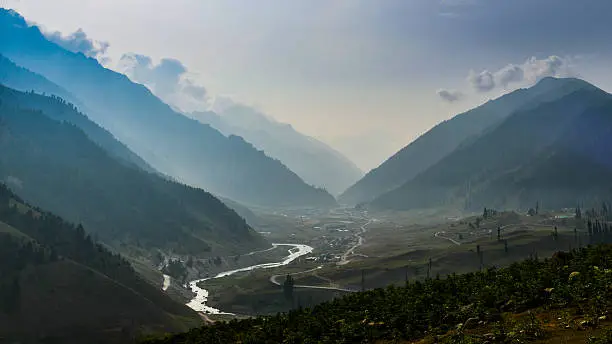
[185,243,314,315]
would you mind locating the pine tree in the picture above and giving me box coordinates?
[283,275,294,302]
[574,227,578,245]
[361,269,365,291]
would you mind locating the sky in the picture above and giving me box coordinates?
[5,0,612,170]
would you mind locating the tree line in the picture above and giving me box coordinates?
[144,243,612,343]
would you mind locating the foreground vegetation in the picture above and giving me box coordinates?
[146,243,612,343]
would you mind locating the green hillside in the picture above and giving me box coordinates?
[372,78,612,211]
[0,184,201,344]
[340,76,593,205]
[0,85,267,255]
[0,60,155,173]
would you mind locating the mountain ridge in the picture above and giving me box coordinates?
[0,55,156,173]
[0,9,336,208]
[371,78,612,211]
[192,105,363,195]
[339,77,595,205]
[0,84,267,255]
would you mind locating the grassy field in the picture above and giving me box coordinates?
[314,211,583,289]
[194,209,588,317]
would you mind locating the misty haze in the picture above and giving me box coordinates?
[2,1,612,343]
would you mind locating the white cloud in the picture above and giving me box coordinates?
[494,64,524,88]
[467,69,495,92]
[45,28,109,60]
[117,53,208,112]
[494,55,575,88]
[463,55,576,94]
[182,79,207,101]
[521,55,574,83]
[436,89,463,102]
[438,55,577,104]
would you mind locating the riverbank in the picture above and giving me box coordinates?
[185,243,314,314]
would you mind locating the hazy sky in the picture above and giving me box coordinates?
[6,0,612,170]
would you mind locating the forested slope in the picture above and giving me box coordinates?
[373,78,612,211]
[341,76,594,205]
[0,67,155,172]
[0,85,266,255]
[0,184,200,344]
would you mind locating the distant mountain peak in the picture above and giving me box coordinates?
[370,78,612,211]
[0,8,27,26]
[340,75,603,205]
[192,103,363,195]
[530,76,600,95]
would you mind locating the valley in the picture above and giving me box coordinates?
[162,205,586,320]
[145,200,612,343]
[2,5,612,343]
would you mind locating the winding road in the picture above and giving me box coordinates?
[338,219,372,266]
[433,223,550,246]
[269,266,357,293]
[269,265,324,285]
[434,231,462,245]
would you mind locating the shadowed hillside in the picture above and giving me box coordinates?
[373,78,612,211]
[340,76,593,205]
[0,85,267,255]
[0,56,155,172]
[193,105,363,195]
[0,185,201,344]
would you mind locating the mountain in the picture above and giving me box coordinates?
[0,54,156,173]
[339,76,592,205]
[372,78,612,211]
[0,184,200,343]
[0,9,336,208]
[217,196,264,229]
[0,85,266,255]
[193,104,363,195]
[0,53,76,103]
